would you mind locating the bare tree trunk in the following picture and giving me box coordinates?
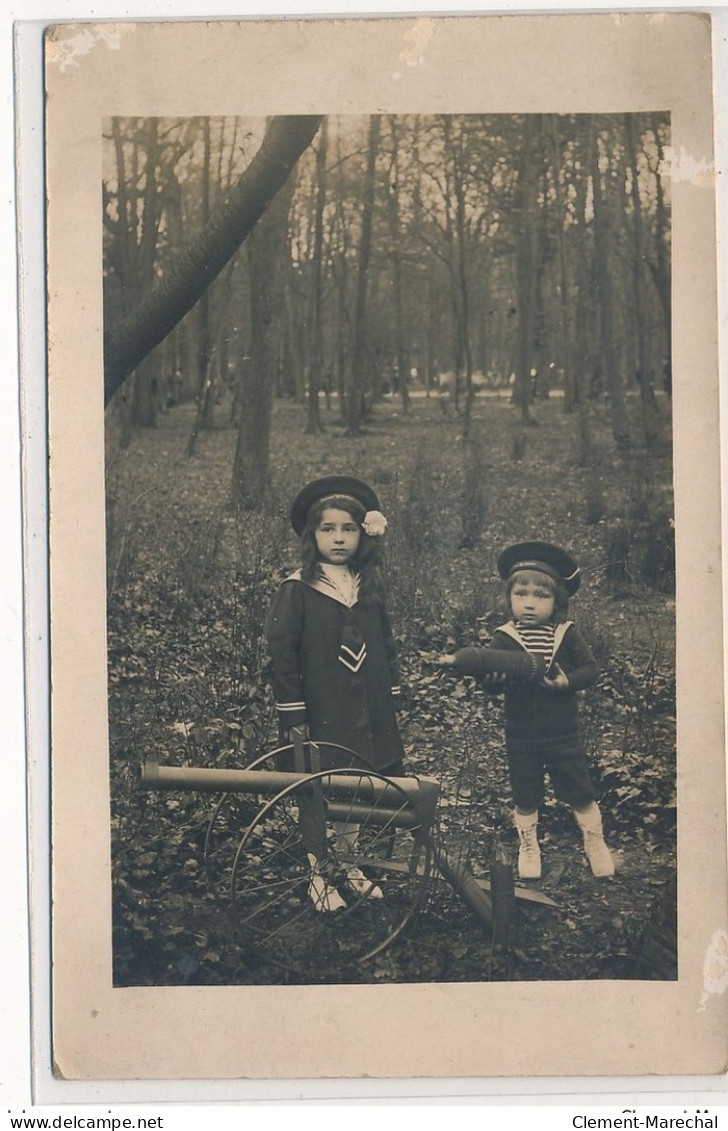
[333,207,349,422]
[305,118,328,435]
[449,124,474,437]
[132,355,160,428]
[117,374,134,449]
[330,126,351,423]
[514,115,538,427]
[109,118,163,433]
[571,121,596,463]
[199,120,217,432]
[109,121,135,452]
[590,116,631,450]
[104,115,323,404]
[625,113,659,446]
[411,116,434,398]
[229,354,247,425]
[440,124,463,414]
[232,174,296,510]
[346,114,380,436]
[549,113,576,420]
[386,116,411,414]
[649,115,672,394]
[187,119,214,456]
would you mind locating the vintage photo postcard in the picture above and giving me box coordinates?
[44,13,727,1083]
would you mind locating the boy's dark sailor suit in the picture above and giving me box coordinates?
[265,569,404,772]
[488,619,599,759]
[450,538,614,876]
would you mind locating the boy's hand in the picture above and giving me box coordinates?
[542,663,569,690]
[480,671,506,687]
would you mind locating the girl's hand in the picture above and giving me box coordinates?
[437,654,456,666]
[542,664,569,691]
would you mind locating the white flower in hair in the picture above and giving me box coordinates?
[362,510,388,537]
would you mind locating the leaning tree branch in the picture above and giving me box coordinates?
[103,114,323,405]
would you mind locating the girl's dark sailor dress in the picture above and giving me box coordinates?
[265,569,404,772]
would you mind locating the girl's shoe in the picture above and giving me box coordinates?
[308,873,347,912]
[346,867,384,899]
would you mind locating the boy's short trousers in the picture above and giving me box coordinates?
[507,743,596,811]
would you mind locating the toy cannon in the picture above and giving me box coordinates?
[139,729,555,964]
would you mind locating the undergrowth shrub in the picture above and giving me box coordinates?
[106,474,148,598]
[597,740,676,837]
[385,448,453,641]
[459,429,488,549]
[640,515,675,590]
[601,454,675,594]
[174,510,226,600]
[565,585,675,843]
[583,458,607,525]
[602,516,675,594]
[580,639,675,843]
[445,580,503,645]
[400,444,441,559]
[511,431,527,462]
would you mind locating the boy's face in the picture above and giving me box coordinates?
[510,573,556,626]
[315,507,361,565]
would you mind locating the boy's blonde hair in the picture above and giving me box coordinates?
[506,568,569,622]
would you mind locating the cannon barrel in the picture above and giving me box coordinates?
[139,761,439,825]
[325,801,423,829]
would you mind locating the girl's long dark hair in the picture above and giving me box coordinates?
[300,495,384,603]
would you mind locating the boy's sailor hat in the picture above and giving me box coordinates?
[498,540,581,596]
[290,476,381,535]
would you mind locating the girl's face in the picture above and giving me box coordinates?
[510,573,556,626]
[314,507,361,566]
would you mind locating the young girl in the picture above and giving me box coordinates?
[441,540,614,880]
[265,475,405,912]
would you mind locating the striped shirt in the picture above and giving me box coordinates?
[514,622,556,668]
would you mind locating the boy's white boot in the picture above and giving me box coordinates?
[574,804,615,877]
[514,810,542,879]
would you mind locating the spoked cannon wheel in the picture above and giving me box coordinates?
[202,741,377,896]
[203,791,261,897]
[229,768,434,965]
[243,740,379,774]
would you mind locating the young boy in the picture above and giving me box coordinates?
[440,541,614,880]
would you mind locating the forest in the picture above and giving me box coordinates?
[104,113,676,986]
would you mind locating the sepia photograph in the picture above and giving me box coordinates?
[44,14,727,1083]
[104,110,675,989]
